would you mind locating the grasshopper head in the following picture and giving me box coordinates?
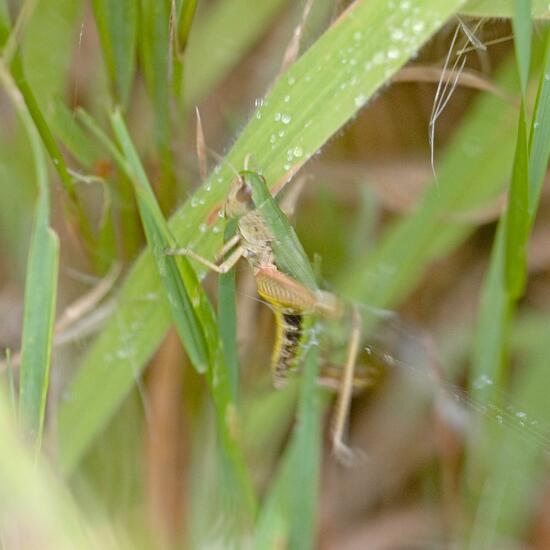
[224,175,254,218]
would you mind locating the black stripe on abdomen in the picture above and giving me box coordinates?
[272,312,303,388]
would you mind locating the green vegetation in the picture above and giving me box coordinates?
[1,1,550,548]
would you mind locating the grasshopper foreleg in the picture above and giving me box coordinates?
[167,244,245,274]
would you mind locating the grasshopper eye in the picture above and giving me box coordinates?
[236,184,253,204]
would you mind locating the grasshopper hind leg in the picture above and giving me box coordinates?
[330,305,365,466]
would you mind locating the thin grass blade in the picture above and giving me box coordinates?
[254,347,321,550]
[513,0,532,96]
[0,61,59,451]
[91,0,137,108]
[138,0,176,203]
[461,0,550,18]
[18,200,59,449]
[218,218,240,400]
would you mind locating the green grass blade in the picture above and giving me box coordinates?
[0,5,95,253]
[461,0,550,18]
[138,0,175,199]
[110,110,210,373]
[254,347,321,550]
[50,99,100,168]
[504,106,529,297]
[527,32,550,213]
[218,218,240,400]
[55,0,469,471]
[288,348,322,550]
[176,0,198,49]
[91,0,137,107]
[468,342,550,547]
[513,0,532,96]
[18,202,59,449]
[471,31,550,400]
[0,392,114,549]
[0,62,60,450]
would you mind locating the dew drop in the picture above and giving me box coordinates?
[274,112,281,121]
[199,223,207,233]
[293,147,303,158]
[473,374,493,390]
[281,114,292,124]
[373,51,385,64]
[391,29,404,41]
[387,47,400,60]
[284,95,290,102]
[354,93,367,107]
[412,20,425,33]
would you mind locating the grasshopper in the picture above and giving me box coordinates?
[168,170,376,461]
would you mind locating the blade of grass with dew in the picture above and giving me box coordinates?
[111,111,257,520]
[254,347,322,550]
[461,0,550,18]
[0,61,59,451]
[183,0,289,105]
[55,0,469,472]
[91,0,137,108]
